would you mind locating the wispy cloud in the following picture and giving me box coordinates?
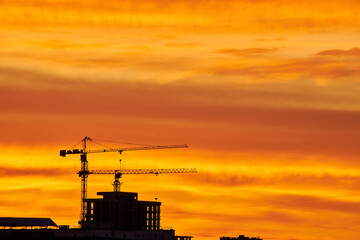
[1,1,360,239]
[164,43,197,48]
[216,48,278,56]
[0,166,74,177]
[0,187,78,218]
[209,56,360,84]
[180,171,360,191]
[254,37,286,42]
[316,47,360,57]
[0,67,359,158]
[33,40,108,50]
[1,0,360,32]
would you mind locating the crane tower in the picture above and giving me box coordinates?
[60,136,190,225]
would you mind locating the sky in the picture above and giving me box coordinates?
[0,0,360,239]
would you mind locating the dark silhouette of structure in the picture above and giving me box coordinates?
[83,192,161,231]
[0,137,196,239]
[0,191,193,240]
[221,235,263,240]
[0,217,57,228]
[88,168,197,193]
[60,136,189,224]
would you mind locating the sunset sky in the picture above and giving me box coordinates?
[1,1,360,239]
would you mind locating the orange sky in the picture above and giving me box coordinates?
[1,1,360,240]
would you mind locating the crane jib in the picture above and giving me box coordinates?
[86,168,197,175]
[77,169,197,175]
[59,144,188,157]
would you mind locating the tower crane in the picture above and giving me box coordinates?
[87,168,197,192]
[60,136,189,225]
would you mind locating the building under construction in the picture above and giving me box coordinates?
[83,191,161,231]
[0,137,196,240]
[0,190,192,240]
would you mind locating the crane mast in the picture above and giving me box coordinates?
[79,137,90,224]
[60,136,190,225]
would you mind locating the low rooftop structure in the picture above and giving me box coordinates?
[220,235,263,240]
[0,217,57,228]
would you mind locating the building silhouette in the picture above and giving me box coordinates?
[83,191,161,231]
[0,191,193,240]
[221,235,263,240]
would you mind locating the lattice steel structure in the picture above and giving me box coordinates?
[60,136,189,226]
[88,168,198,192]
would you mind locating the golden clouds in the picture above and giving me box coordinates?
[316,47,360,57]
[1,66,360,158]
[0,165,73,177]
[1,0,360,32]
[209,48,360,85]
[0,0,214,28]
[1,0,360,239]
[216,48,278,56]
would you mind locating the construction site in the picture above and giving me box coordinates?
[0,136,197,240]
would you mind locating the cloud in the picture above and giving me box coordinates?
[1,2,360,239]
[0,66,360,157]
[1,0,360,32]
[166,206,304,225]
[0,166,74,177]
[216,48,278,56]
[163,189,360,219]
[164,43,197,48]
[209,57,360,84]
[160,188,360,240]
[179,171,360,191]
[261,193,360,214]
[0,187,79,219]
[254,37,286,42]
[315,47,360,57]
[33,40,107,50]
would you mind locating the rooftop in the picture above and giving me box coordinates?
[0,217,58,228]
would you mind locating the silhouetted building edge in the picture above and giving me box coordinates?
[0,191,194,240]
[83,192,161,231]
[220,235,263,240]
[0,217,57,228]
